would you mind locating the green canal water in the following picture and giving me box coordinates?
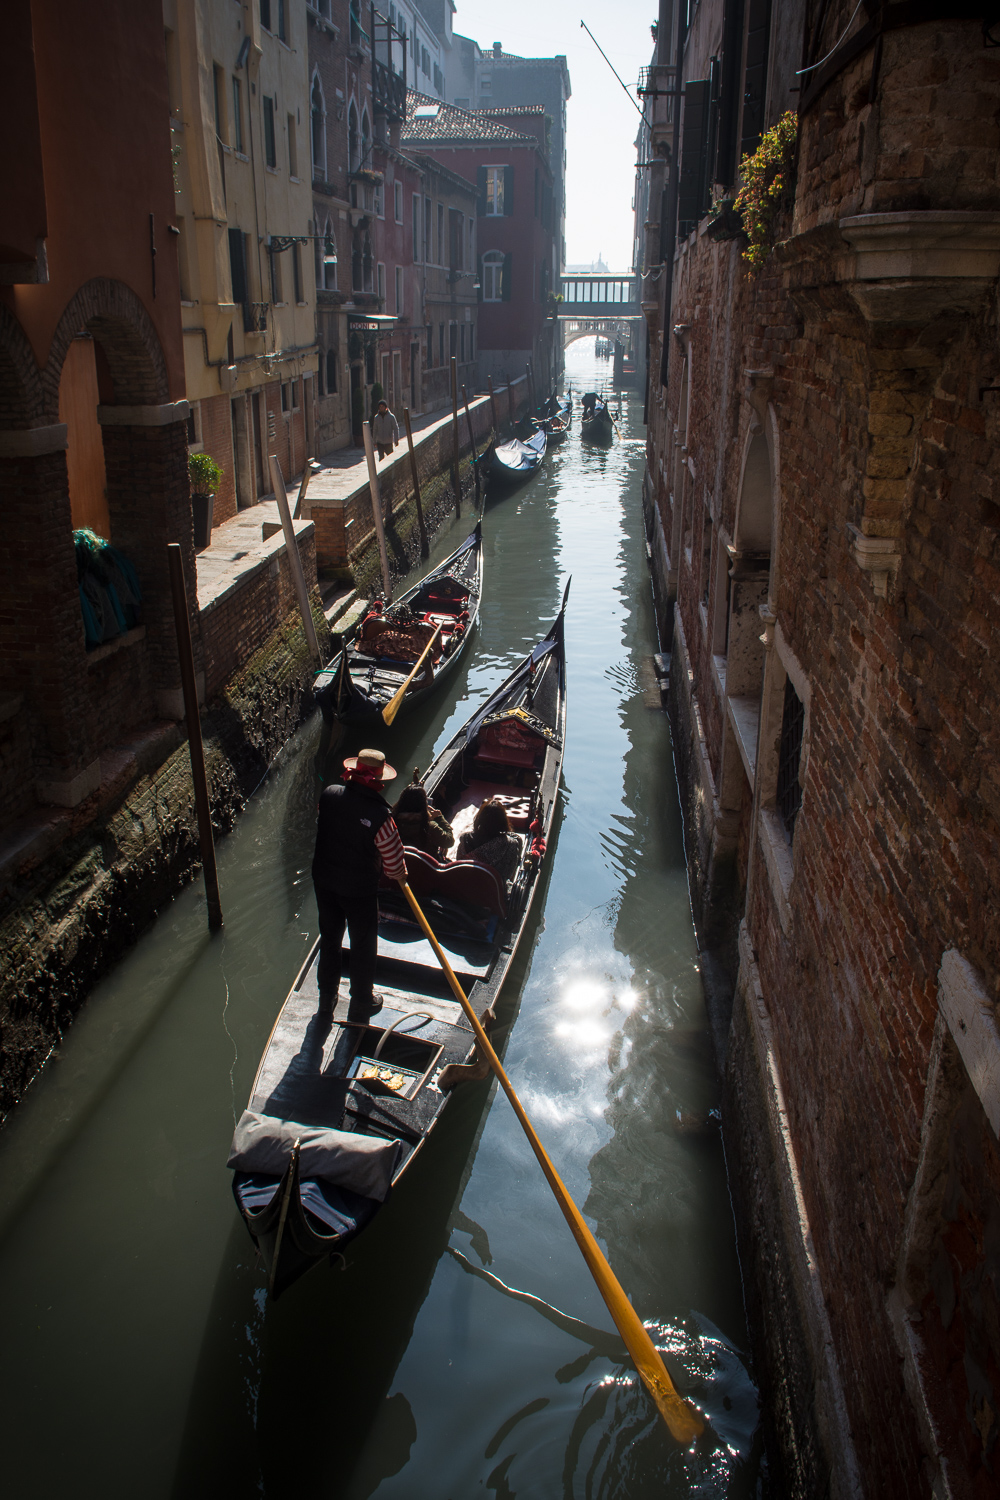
[0,344,763,1497]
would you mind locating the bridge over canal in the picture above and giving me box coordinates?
[557,274,641,376]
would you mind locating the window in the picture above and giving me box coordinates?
[311,76,325,174]
[291,379,299,409]
[437,203,444,263]
[377,262,385,302]
[348,103,360,173]
[269,244,283,302]
[438,324,444,365]
[421,46,430,76]
[232,77,244,153]
[480,73,492,94]
[777,675,805,838]
[423,196,431,262]
[323,221,337,290]
[228,227,248,305]
[292,243,303,303]
[263,97,277,168]
[260,0,271,30]
[481,249,505,302]
[395,265,403,315]
[281,381,289,412]
[287,114,297,177]
[361,108,371,170]
[484,166,505,216]
[412,194,421,262]
[213,64,226,141]
[326,349,338,392]
[394,181,403,223]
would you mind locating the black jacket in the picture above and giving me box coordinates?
[312,781,394,896]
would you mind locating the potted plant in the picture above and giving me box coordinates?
[189,451,223,551]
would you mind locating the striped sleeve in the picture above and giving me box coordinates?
[375,817,407,883]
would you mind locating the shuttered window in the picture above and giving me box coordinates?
[228,228,248,305]
[715,0,745,185]
[740,0,772,159]
[263,96,277,168]
[677,80,711,234]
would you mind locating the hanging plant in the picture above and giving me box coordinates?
[733,111,798,273]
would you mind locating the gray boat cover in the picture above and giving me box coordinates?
[227,1110,401,1201]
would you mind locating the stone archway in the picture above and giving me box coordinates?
[44,277,169,418]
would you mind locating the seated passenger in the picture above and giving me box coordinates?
[457,799,522,886]
[392,783,453,860]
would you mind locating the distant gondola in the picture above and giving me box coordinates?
[476,426,547,489]
[580,393,615,445]
[314,522,483,725]
[228,585,570,1299]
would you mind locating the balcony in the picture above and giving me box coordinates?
[372,58,406,122]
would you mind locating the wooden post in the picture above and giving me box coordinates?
[167,543,223,932]
[462,385,481,510]
[488,374,500,438]
[507,375,515,430]
[450,355,461,518]
[269,455,322,663]
[526,360,535,417]
[402,406,428,558]
[361,420,393,601]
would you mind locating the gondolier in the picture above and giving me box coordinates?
[312,748,405,1022]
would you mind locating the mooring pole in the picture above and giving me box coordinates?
[526,359,535,416]
[462,385,481,509]
[167,543,223,932]
[270,455,321,663]
[507,375,515,430]
[450,356,462,518]
[488,374,500,438]
[402,406,429,558]
[362,420,393,601]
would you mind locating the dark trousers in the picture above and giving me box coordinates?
[314,884,379,1015]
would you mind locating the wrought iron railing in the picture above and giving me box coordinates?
[242,302,269,334]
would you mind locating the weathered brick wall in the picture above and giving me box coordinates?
[201,527,321,700]
[198,391,238,525]
[647,15,1000,1497]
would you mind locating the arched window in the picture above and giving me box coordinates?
[348,102,360,173]
[311,75,326,175]
[481,250,505,303]
[361,108,371,169]
[323,219,337,290]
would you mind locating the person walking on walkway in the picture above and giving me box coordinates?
[312,748,405,1022]
[372,398,399,459]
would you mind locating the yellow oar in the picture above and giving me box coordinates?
[398,879,706,1446]
[382,624,442,727]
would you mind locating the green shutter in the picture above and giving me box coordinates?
[677,80,711,230]
[502,252,512,301]
[715,0,746,185]
[503,165,514,215]
[740,0,772,158]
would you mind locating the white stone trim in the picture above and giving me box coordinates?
[839,210,1000,282]
[97,401,190,427]
[938,947,1000,1137]
[0,424,68,456]
[758,806,793,935]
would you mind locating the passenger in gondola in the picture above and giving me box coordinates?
[457,799,522,887]
[582,391,598,419]
[392,781,453,860]
[312,749,405,1022]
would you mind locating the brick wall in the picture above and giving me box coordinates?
[198,392,237,526]
[645,15,1000,1497]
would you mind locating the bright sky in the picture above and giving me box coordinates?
[451,0,658,272]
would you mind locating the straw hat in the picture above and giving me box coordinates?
[343,748,397,782]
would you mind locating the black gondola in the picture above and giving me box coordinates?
[228,584,570,1299]
[580,393,615,444]
[314,521,483,725]
[476,426,547,489]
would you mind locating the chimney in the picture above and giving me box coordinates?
[493,42,502,58]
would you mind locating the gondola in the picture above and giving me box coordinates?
[227,584,570,1300]
[313,521,483,725]
[538,412,571,446]
[476,426,546,489]
[580,393,616,445]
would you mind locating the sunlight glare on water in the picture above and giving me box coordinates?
[0,339,762,1499]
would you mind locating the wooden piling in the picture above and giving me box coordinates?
[361,420,393,601]
[167,543,223,932]
[462,386,481,510]
[450,356,462,517]
[402,407,429,558]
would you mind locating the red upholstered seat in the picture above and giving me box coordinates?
[474,721,543,768]
[396,848,507,919]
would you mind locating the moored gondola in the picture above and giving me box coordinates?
[314,521,483,725]
[476,426,546,490]
[228,584,570,1299]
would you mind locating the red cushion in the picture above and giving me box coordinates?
[393,848,506,919]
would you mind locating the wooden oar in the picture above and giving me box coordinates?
[381,624,441,726]
[398,879,706,1446]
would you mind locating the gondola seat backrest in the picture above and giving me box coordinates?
[401,848,507,920]
[473,718,544,770]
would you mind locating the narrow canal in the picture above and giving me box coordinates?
[0,344,763,1497]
